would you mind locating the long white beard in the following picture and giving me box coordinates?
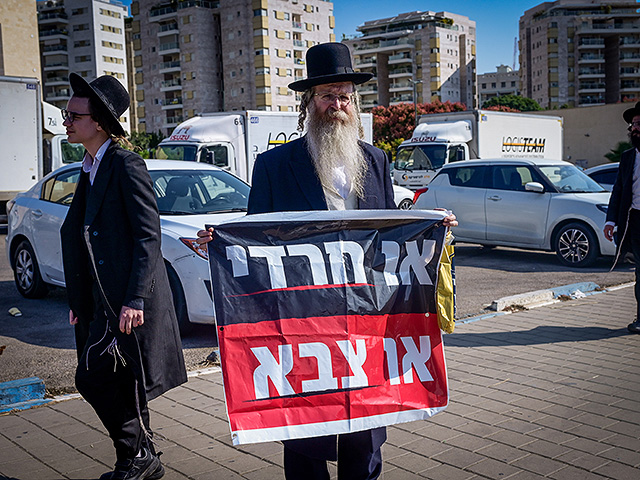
[305,103,368,199]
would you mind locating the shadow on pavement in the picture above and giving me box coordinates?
[445,324,630,347]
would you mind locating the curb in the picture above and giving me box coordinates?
[0,377,51,413]
[459,281,634,326]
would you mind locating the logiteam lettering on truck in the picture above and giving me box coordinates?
[502,137,546,153]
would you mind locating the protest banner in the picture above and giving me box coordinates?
[207,210,450,445]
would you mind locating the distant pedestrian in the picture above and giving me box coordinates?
[60,73,187,479]
[604,101,640,334]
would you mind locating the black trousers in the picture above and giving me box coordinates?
[283,431,384,480]
[629,209,640,320]
[75,286,150,462]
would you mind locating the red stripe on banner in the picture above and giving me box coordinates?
[225,283,375,298]
[218,313,447,436]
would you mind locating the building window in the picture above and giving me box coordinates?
[255,48,269,56]
[73,24,89,31]
[100,8,121,19]
[253,9,267,16]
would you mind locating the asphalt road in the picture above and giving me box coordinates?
[0,232,635,395]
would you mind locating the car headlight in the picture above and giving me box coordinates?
[596,204,608,214]
[180,238,209,259]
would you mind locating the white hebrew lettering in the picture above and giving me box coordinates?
[286,244,329,285]
[225,245,249,277]
[336,339,368,388]
[248,246,288,289]
[399,240,436,285]
[401,336,434,384]
[251,345,295,399]
[323,241,367,285]
[383,338,401,385]
[381,241,400,286]
[299,342,338,393]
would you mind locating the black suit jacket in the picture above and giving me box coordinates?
[60,142,187,400]
[247,136,394,460]
[606,148,636,257]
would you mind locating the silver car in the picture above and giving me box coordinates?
[413,158,614,267]
[5,160,250,335]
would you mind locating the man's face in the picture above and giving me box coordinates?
[311,82,355,120]
[63,96,99,145]
[630,114,640,150]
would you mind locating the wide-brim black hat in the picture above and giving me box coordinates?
[69,73,129,136]
[288,42,373,92]
[623,101,640,124]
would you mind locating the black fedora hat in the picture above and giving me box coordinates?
[288,42,373,92]
[623,101,640,124]
[69,73,129,136]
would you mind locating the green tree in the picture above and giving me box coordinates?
[604,141,632,163]
[481,94,542,112]
[128,131,165,158]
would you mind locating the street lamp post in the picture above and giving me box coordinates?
[410,78,422,127]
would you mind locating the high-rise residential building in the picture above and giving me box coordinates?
[519,0,640,109]
[478,65,521,106]
[0,0,42,81]
[343,11,477,111]
[37,0,129,132]
[131,0,334,136]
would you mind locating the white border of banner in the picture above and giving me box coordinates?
[230,404,449,446]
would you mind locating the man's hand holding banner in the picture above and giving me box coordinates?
[207,210,450,445]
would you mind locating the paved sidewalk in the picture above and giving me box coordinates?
[1,287,638,480]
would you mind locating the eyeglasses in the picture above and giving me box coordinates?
[61,109,92,123]
[313,92,353,105]
[629,121,640,129]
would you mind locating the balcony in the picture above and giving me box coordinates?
[47,88,71,101]
[44,76,68,85]
[390,94,413,105]
[621,81,640,91]
[39,29,69,38]
[620,53,640,62]
[159,60,181,73]
[358,85,378,94]
[43,62,69,71]
[578,23,640,34]
[578,67,605,77]
[294,58,305,65]
[158,23,179,36]
[38,11,68,24]
[621,67,640,76]
[355,57,376,67]
[150,5,178,21]
[577,39,604,49]
[579,95,605,105]
[578,82,605,93]
[164,115,184,127]
[161,78,182,91]
[42,44,68,55]
[161,97,183,110]
[389,53,412,64]
[389,67,412,77]
[356,38,414,54]
[579,54,604,62]
[292,21,303,30]
[390,81,412,92]
[159,42,180,54]
[293,39,305,49]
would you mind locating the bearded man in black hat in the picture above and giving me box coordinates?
[199,41,456,480]
[604,102,640,334]
[60,73,187,479]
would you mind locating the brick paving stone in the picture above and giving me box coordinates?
[566,423,618,442]
[431,447,485,469]
[474,442,528,463]
[495,417,540,434]
[218,454,281,475]
[443,433,495,453]
[548,465,611,480]
[242,464,284,480]
[526,426,576,445]
[420,462,478,480]
[592,460,640,480]
[599,432,639,451]
[552,449,611,472]
[465,457,521,478]
[509,452,565,476]
[166,455,226,476]
[191,466,245,479]
[386,427,427,448]
[453,421,503,439]
[485,430,535,448]
[597,444,640,466]
[602,419,640,437]
[402,437,452,457]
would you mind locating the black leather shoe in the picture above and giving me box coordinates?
[628,320,640,334]
[99,447,164,480]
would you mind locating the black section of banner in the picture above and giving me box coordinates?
[208,217,444,327]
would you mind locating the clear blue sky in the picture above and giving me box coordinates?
[119,0,543,74]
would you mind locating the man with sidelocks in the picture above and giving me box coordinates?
[198,42,457,479]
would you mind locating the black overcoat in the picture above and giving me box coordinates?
[60,142,187,401]
[247,135,395,460]
[606,148,637,262]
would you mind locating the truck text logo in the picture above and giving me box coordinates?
[169,125,192,141]
[266,131,300,149]
[502,137,546,153]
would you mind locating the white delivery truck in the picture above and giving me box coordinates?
[156,110,373,183]
[393,109,563,190]
[0,75,83,221]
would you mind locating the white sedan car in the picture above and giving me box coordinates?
[413,158,614,267]
[6,160,249,335]
[392,184,415,210]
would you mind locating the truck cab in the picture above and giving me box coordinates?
[393,121,471,190]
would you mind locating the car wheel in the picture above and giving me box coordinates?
[13,240,49,298]
[397,198,413,210]
[554,222,599,268]
[166,262,193,336]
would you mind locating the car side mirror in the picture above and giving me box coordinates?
[525,182,545,193]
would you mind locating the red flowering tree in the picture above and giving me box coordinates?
[372,100,466,159]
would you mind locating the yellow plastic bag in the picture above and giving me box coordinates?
[437,232,456,333]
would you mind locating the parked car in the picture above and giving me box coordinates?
[5,159,250,335]
[413,158,614,267]
[584,163,619,192]
[392,184,414,210]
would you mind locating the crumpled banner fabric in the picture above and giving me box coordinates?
[207,210,451,445]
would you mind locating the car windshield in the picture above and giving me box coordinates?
[395,145,447,170]
[150,169,249,215]
[538,165,606,193]
[155,145,198,161]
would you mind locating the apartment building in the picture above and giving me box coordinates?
[37,0,129,131]
[478,65,521,106]
[343,11,477,111]
[131,0,334,135]
[0,0,42,81]
[519,0,640,108]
